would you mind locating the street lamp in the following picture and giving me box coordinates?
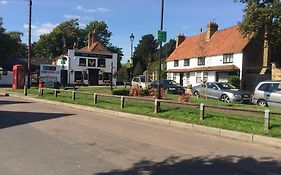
[129,33,135,80]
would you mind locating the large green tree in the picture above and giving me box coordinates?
[0,17,26,64]
[132,34,158,73]
[238,0,281,64]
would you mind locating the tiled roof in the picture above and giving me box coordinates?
[166,65,239,73]
[167,25,251,61]
[79,42,111,54]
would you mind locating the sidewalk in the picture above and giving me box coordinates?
[1,88,281,149]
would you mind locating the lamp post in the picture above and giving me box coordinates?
[157,0,165,99]
[129,33,135,80]
[27,0,32,88]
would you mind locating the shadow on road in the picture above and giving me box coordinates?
[96,155,281,175]
[0,99,33,106]
[0,110,74,129]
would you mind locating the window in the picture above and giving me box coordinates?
[79,58,86,66]
[184,59,190,66]
[223,54,233,63]
[173,73,177,81]
[203,71,208,82]
[198,57,205,66]
[98,59,106,67]
[185,72,190,84]
[258,83,271,92]
[208,83,218,90]
[74,71,83,81]
[88,59,96,67]
[174,60,179,67]
[196,72,202,83]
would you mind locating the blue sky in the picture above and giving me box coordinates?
[0,0,245,63]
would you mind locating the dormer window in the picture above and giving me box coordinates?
[174,60,179,67]
[198,57,205,66]
[223,54,233,63]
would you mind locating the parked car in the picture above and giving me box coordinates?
[192,82,252,103]
[252,80,281,108]
[150,79,185,94]
[131,75,151,89]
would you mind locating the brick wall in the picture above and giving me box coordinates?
[272,62,281,80]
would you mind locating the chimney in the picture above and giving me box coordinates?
[73,42,77,50]
[176,33,185,48]
[92,28,98,43]
[206,22,218,41]
[88,32,93,48]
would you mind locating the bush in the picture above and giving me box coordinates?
[129,86,145,96]
[228,75,240,88]
[112,89,129,96]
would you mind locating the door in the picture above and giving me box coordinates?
[61,70,68,85]
[267,82,281,107]
[180,73,183,86]
[207,83,220,99]
[88,69,99,85]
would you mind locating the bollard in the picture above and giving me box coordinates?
[72,91,76,101]
[24,85,27,96]
[93,93,97,104]
[54,89,58,97]
[154,99,160,113]
[200,103,205,120]
[40,88,44,96]
[120,96,125,108]
[264,110,270,130]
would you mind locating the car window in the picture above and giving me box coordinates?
[216,83,235,90]
[258,83,271,92]
[207,83,218,90]
[269,83,281,93]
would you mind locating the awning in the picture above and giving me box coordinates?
[166,65,239,73]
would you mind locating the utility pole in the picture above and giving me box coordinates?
[27,0,32,88]
[157,0,164,99]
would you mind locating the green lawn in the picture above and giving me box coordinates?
[8,87,281,138]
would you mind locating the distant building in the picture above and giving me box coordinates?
[166,22,270,90]
[56,30,118,85]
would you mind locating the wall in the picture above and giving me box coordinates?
[0,71,12,85]
[272,62,281,80]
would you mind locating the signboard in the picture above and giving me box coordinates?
[74,52,113,59]
[158,30,167,42]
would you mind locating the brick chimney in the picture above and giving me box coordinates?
[176,33,185,48]
[92,28,98,43]
[206,22,218,41]
[88,32,93,48]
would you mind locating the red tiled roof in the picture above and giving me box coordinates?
[166,65,239,73]
[79,42,111,54]
[167,25,251,61]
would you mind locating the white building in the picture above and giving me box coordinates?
[56,30,118,86]
[0,67,12,86]
[166,22,267,90]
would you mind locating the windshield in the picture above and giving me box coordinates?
[216,83,236,90]
[140,76,151,82]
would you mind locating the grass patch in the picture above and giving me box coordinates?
[7,87,281,138]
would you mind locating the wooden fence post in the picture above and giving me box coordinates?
[120,96,125,108]
[24,85,27,96]
[72,91,76,101]
[200,103,205,120]
[93,93,97,104]
[264,110,270,130]
[41,88,44,96]
[54,89,58,97]
[154,99,160,113]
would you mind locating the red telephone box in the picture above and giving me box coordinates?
[12,64,25,89]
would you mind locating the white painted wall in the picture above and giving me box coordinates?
[0,71,12,85]
[166,53,243,87]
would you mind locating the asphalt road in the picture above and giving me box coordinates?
[0,96,281,175]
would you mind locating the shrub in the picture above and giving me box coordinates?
[149,88,166,99]
[228,75,240,88]
[112,89,129,96]
[129,86,145,96]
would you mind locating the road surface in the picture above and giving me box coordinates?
[0,96,281,175]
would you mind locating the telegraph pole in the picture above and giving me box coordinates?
[157,0,164,99]
[27,0,32,88]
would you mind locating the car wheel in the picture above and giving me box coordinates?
[221,94,230,103]
[193,91,200,98]
[257,99,268,107]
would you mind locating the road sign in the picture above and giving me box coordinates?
[158,30,167,42]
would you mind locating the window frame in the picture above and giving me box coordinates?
[223,54,234,64]
[197,57,205,66]
[79,58,86,66]
[184,59,190,66]
[174,60,179,67]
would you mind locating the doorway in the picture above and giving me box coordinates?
[88,69,99,85]
[180,73,183,86]
[61,70,68,85]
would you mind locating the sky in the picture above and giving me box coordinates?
[0,0,246,63]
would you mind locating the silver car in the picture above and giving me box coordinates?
[252,80,281,108]
[192,82,252,103]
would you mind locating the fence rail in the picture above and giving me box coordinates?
[35,87,281,130]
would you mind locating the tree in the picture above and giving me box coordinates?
[132,34,158,73]
[116,64,129,81]
[133,62,144,76]
[237,0,281,65]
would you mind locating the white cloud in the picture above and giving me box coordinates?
[64,14,81,20]
[24,22,57,37]
[76,5,109,13]
[0,1,8,5]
